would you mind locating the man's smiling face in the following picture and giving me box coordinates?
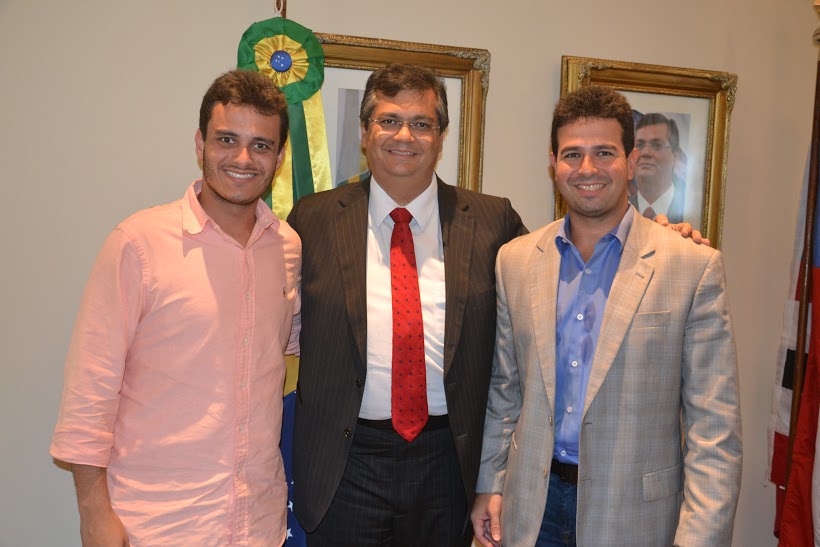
[361,89,443,199]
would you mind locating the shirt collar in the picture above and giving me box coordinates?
[636,183,675,214]
[556,205,634,253]
[369,174,438,229]
[182,180,280,238]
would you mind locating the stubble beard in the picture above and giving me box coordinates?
[201,152,271,207]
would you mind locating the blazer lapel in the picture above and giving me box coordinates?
[440,179,475,377]
[334,179,371,374]
[533,226,561,414]
[582,210,655,416]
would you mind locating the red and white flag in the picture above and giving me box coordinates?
[768,159,820,545]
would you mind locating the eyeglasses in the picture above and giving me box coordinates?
[635,142,674,151]
[368,117,440,136]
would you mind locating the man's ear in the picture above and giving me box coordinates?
[360,122,368,151]
[275,144,286,172]
[195,129,205,162]
[626,147,639,180]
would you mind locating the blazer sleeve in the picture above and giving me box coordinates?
[476,243,523,494]
[674,250,742,546]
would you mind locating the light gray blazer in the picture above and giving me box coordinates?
[476,209,742,546]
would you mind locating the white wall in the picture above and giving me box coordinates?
[1,0,815,545]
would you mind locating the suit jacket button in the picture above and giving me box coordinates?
[356,378,363,388]
[343,428,352,437]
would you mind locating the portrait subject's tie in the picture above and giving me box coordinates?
[389,208,427,442]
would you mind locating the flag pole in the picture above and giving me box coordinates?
[784,1,820,489]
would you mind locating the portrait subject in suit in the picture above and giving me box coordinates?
[472,86,742,546]
[630,112,687,223]
[287,63,526,545]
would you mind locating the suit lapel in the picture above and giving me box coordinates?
[334,179,371,374]
[440,179,475,377]
[582,210,655,416]
[533,226,560,414]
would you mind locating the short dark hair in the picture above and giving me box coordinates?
[359,63,449,133]
[550,85,634,156]
[636,112,680,151]
[199,69,289,151]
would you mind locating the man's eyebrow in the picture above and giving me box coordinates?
[251,136,276,146]
[560,144,618,153]
[213,130,275,146]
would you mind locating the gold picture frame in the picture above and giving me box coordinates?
[558,55,737,248]
[316,33,490,192]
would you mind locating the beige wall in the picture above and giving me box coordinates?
[1,0,815,544]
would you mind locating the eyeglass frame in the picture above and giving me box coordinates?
[367,117,441,136]
[634,141,675,152]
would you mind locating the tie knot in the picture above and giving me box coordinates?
[390,208,413,225]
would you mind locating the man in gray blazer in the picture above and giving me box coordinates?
[471,86,741,546]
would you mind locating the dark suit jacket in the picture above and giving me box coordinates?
[287,176,526,532]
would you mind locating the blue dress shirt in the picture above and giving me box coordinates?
[553,208,634,464]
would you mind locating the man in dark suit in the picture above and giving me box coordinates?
[630,113,686,223]
[287,63,526,546]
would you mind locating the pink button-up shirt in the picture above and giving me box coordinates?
[51,181,301,546]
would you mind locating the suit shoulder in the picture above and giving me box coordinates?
[288,183,365,227]
[637,216,721,275]
[293,183,356,209]
[453,186,511,210]
[498,219,560,259]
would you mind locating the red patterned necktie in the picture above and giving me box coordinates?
[643,206,656,219]
[389,208,428,442]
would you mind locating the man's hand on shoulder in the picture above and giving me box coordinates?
[654,214,711,246]
[471,493,503,547]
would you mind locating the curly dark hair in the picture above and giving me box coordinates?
[199,69,289,150]
[550,85,634,156]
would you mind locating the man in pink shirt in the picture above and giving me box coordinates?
[50,69,301,546]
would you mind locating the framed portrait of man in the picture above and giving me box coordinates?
[557,56,737,248]
[316,33,490,191]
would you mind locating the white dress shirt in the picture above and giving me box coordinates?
[359,176,447,419]
[636,183,675,217]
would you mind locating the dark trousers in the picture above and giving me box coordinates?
[537,472,578,546]
[306,419,470,546]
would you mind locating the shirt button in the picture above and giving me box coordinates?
[343,428,352,437]
[245,291,250,302]
[356,378,363,388]
[243,337,249,345]
[240,381,246,389]
[585,268,591,275]
[576,313,583,321]
[567,406,573,413]
[571,360,578,367]
[560,450,567,457]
